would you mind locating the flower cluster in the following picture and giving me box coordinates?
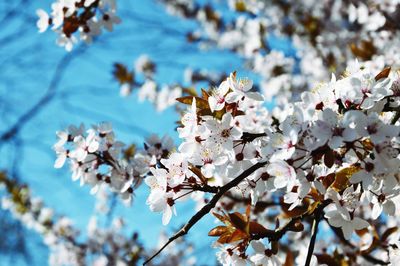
[37,0,120,51]
[161,0,400,109]
[35,0,400,265]
[141,65,400,265]
[56,67,400,265]
[0,172,144,266]
[54,121,177,205]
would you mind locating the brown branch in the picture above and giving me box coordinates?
[190,183,220,193]
[326,219,389,265]
[252,200,331,242]
[143,161,269,265]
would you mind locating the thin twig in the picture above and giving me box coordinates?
[143,161,269,265]
[252,200,331,242]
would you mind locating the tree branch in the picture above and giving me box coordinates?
[0,47,84,143]
[252,200,331,242]
[143,161,269,265]
[305,210,322,266]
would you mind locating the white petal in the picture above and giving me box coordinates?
[353,217,369,230]
[341,223,353,240]
[383,200,396,216]
[54,155,66,168]
[162,206,172,225]
[371,203,383,220]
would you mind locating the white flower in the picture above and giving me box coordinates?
[266,160,297,190]
[325,209,369,240]
[160,152,188,187]
[226,72,264,102]
[366,188,397,219]
[205,113,242,150]
[69,130,99,161]
[208,80,229,112]
[178,97,198,138]
[190,144,227,178]
[54,146,68,168]
[250,241,281,266]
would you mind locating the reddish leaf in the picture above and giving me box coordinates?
[324,148,335,168]
[321,173,335,189]
[212,212,229,223]
[208,226,228,237]
[217,233,232,244]
[228,212,247,232]
[228,229,247,243]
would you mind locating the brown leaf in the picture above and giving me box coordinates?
[321,173,336,189]
[283,250,294,266]
[324,148,335,168]
[176,96,209,109]
[228,212,248,232]
[124,144,136,159]
[208,226,228,237]
[350,40,376,61]
[331,165,360,192]
[217,233,233,244]
[375,67,391,81]
[201,88,210,100]
[197,109,213,117]
[113,63,134,84]
[228,229,247,243]
[281,199,309,218]
[212,212,229,223]
[249,222,273,235]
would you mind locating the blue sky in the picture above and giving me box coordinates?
[0,1,294,265]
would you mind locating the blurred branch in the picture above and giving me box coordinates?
[326,219,389,265]
[0,47,85,144]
